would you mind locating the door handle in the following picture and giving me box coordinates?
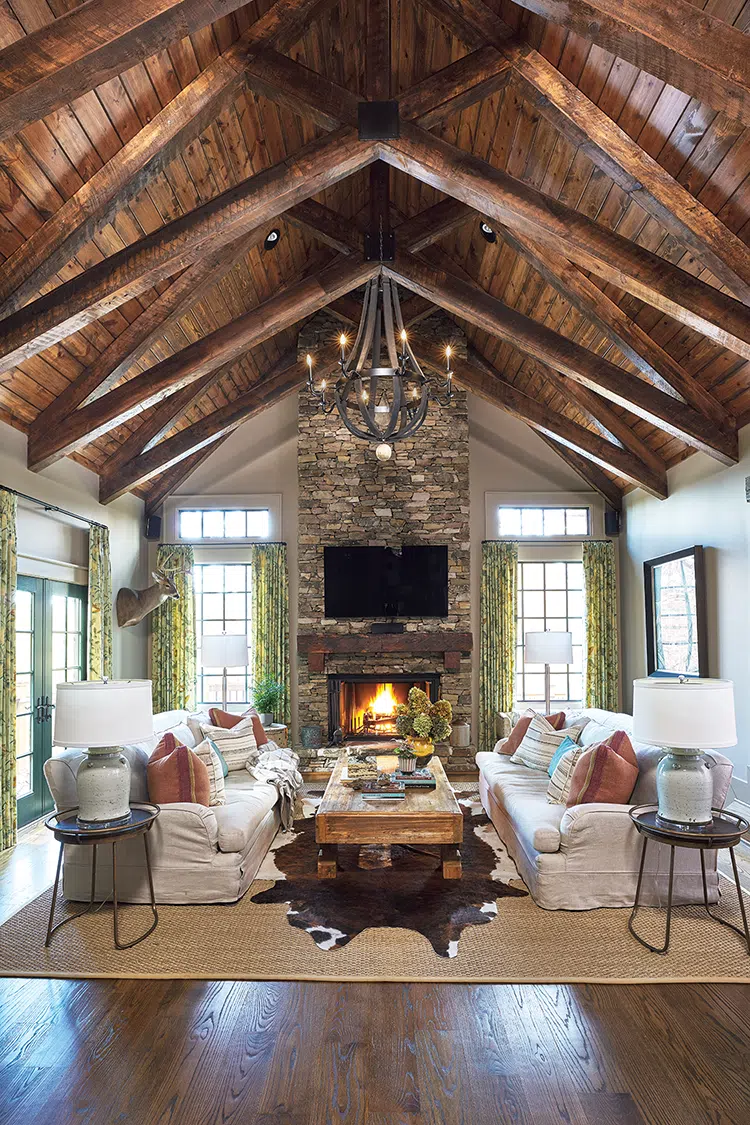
[43,696,55,723]
[34,696,44,724]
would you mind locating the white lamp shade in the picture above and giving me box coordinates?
[53,680,153,747]
[201,633,249,668]
[633,677,737,749]
[524,630,574,665]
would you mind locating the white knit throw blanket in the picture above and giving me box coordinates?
[245,744,303,830]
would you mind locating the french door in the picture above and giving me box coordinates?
[15,576,87,828]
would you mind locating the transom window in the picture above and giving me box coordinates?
[499,506,590,538]
[194,563,253,708]
[179,508,270,541]
[516,561,584,710]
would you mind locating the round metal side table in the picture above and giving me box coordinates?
[628,804,750,956]
[44,803,160,950]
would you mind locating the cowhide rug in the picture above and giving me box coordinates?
[251,795,527,958]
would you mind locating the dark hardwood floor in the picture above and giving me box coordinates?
[0,980,748,1124]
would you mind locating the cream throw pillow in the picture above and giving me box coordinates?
[199,717,258,772]
[192,738,226,806]
[546,746,585,804]
[511,715,587,772]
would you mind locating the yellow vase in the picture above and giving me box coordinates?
[407,737,434,760]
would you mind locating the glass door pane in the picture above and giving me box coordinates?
[15,576,43,826]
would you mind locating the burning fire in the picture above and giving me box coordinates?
[369,683,397,716]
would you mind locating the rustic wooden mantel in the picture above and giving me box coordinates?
[297,632,473,673]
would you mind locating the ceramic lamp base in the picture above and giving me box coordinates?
[656,747,713,827]
[76,748,131,826]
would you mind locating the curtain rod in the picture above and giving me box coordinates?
[3,487,103,530]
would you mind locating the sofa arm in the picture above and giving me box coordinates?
[149,802,220,863]
[559,802,642,870]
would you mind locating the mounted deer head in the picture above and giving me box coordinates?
[116,569,179,628]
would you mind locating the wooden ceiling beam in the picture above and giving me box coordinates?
[143,434,232,516]
[100,359,304,502]
[417,0,514,49]
[396,199,474,254]
[0,128,376,376]
[0,0,251,143]
[387,250,735,466]
[506,45,750,307]
[366,0,392,99]
[398,47,512,129]
[442,349,666,498]
[286,201,363,255]
[378,125,750,363]
[535,434,624,512]
[0,0,338,316]
[30,227,267,443]
[507,0,750,126]
[244,49,359,129]
[498,225,733,432]
[27,255,377,471]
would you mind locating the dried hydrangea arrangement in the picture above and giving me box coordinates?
[394,687,453,745]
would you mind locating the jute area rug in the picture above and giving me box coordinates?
[2,791,749,983]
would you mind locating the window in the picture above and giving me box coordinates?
[178,508,270,541]
[515,561,584,710]
[499,506,590,538]
[194,563,253,708]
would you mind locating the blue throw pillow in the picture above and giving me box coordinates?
[208,737,229,778]
[547,735,579,777]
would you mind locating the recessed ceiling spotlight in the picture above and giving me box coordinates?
[264,228,281,250]
[479,221,497,243]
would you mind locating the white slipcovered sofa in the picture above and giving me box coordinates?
[43,708,281,905]
[477,707,733,911]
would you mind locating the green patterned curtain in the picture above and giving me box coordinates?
[151,544,196,713]
[0,490,17,852]
[583,540,619,711]
[88,523,112,681]
[479,541,518,753]
[251,543,290,724]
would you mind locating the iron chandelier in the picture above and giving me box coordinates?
[304,270,454,461]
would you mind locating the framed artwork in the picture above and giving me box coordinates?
[644,546,708,678]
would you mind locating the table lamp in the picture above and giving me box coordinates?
[633,677,736,827]
[201,633,249,710]
[524,630,574,714]
[53,679,153,826]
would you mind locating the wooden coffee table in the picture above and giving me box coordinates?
[315,754,463,879]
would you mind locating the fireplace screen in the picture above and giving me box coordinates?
[328,674,441,741]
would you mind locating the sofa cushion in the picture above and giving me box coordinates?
[213,785,278,852]
[147,733,210,806]
[546,746,586,804]
[192,738,226,806]
[199,717,258,771]
[208,706,269,747]
[511,715,587,772]
[502,708,565,756]
[567,730,638,807]
[477,752,563,852]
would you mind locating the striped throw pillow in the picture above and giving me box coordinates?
[200,717,258,772]
[499,708,566,755]
[208,706,269,746]
[192,738,226,806]
[566,730,638,807]
[147,732,210,806]
[546,746,585,804]
[511,716,587,773]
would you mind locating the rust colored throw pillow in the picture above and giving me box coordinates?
[500,708,566,755]
[147,732,210,807]
[566,729,638,807]
[208,706,269,747]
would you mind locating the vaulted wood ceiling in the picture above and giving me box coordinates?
[1,0,750,513]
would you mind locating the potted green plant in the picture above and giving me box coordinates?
[253,677,285,726]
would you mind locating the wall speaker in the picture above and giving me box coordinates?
[604,508,621,536]
[145,514,162,540]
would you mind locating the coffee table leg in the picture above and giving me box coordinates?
[318,843,338,879]
[441,844,462,879]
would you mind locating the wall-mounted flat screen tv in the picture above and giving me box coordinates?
[324,545,448,618]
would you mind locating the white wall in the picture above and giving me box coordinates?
[468,398,593,737]
[0,421,149,678]
[620,424,750,802]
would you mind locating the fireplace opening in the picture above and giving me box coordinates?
[328,673,441,742]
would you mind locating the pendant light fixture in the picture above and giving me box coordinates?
[304,270,454,458]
